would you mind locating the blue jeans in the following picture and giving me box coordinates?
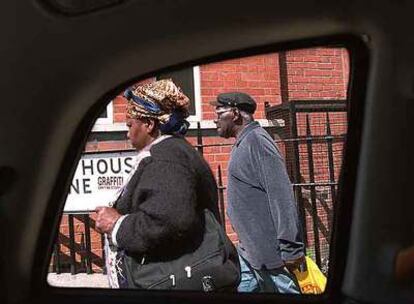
[237,254,301,294]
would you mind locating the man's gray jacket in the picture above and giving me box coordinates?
[227,121,304,270]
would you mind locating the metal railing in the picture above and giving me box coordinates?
[51,213,107,274]
[265,99,347,272]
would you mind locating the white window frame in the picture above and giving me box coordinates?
[187,66,202,122]
[94,102,113,126]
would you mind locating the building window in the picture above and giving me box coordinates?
[94,102,113,125]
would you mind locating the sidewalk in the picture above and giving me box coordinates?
[47,273,109,288]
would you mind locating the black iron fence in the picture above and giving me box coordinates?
[50,99,347,275]
[265,99,347,273]
[51,213,107,274]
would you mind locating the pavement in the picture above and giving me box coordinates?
[47,273,109,288]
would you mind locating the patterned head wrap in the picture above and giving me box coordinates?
[124,79,190,135]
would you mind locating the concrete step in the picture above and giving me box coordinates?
[47,273,109,288]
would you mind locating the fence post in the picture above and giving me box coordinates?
[53,236,61,274]
[306,115,322,268]
[101,233,107,274]
[325,114,335,229]
[196,121,204,156]
[83,214,93,274]
[68,214,77,275]
[289,102,308,250]
[80,232,86,272]
[217,165,226,232]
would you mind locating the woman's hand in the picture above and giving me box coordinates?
[95,206,122,234]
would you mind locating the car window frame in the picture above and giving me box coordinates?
[34,34,369,304]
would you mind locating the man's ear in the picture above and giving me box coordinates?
[232,108,241,123]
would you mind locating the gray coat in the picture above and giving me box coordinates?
[227,121,304,270]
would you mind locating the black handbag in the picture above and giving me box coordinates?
[123,209,241,291]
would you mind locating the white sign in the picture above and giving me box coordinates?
[64,151,137,212]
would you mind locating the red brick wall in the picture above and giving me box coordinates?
[113,96,128,123]
[200,54,281,120]
[55,47,350,272]
[286,48,349,100]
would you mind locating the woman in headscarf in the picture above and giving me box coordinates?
[95,79,221,289]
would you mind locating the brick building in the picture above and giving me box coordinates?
[53,47,349,273]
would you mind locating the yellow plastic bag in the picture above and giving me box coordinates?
[293,256,327,294]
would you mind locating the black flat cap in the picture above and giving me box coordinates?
[210,92,257,114]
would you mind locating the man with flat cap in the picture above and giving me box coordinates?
[211,92,305,293]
